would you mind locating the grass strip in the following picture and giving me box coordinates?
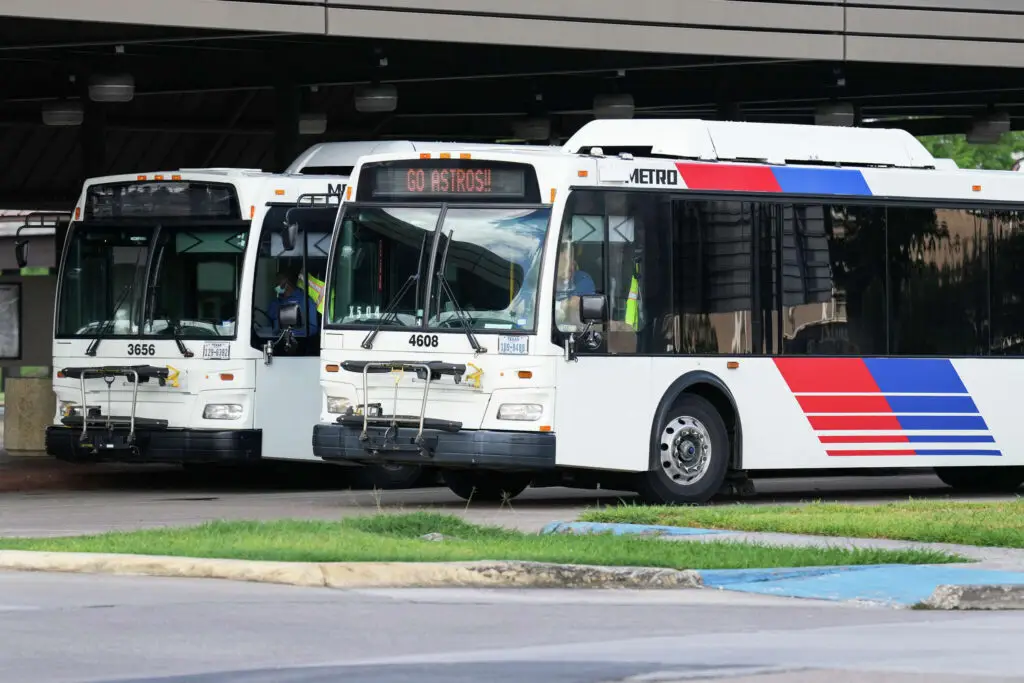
[579,499,1024,549]
[0,512,960,568]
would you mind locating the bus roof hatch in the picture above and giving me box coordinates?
[563,119,937,169]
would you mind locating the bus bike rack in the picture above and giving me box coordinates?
[58,365,171,455]
[337,360,466,457]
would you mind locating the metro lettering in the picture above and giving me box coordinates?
[628,168,680,185]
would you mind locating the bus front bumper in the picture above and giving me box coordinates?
[312,422,556,470]
[45,425,261,464]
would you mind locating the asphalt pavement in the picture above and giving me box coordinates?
[2,571,1021,683]
[1,469,1019,538]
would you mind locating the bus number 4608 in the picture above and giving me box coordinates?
[408,334,439,348]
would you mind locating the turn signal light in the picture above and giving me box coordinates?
[325,364,340,373]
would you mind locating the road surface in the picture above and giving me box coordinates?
[0,571,1019,683]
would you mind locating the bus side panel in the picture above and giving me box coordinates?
[741,357,1023,470]
[557,355,1024,474]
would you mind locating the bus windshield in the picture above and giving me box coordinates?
[56,223,248,339]
[326,205,550,332]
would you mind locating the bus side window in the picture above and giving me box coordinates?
[553,193,606,338]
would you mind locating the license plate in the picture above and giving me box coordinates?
[202,342,231,360]
[497,335,528,355]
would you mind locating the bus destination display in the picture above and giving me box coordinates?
[371,166,527,199]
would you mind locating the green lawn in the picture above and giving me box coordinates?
[580,499,1024,548]
[0,512,960,569]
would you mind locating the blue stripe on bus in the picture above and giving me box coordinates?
[885,395,979,414]
[863,358,969,395]
[770,166,873,196]
[912,449,1002,457]
[907,435,996,443]
[896,415,989,431]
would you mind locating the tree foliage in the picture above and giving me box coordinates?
[918,132,1024,170]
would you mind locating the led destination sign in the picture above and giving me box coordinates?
[359,160,540,203]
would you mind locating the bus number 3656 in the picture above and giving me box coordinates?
[408,334,439,348]
[126,343,157,356]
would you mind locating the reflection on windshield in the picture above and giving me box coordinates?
[57,226,150,337]
[56,223,247,339]
[429,208,550,331]
[326,207,440,327]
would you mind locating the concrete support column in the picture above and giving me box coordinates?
[2,374,54,454]
[274,82,300,172]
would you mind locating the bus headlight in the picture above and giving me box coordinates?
[326,397,352,414]
[497,403,543,421]
[60,402,99,418]
[203,404,242,420]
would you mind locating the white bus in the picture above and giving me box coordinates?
[313,119,1024,504]
[45,141,555,488]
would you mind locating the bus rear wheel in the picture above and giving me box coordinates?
[636,393,729,505]
[934,466,1024,494]
[443,470,532,503]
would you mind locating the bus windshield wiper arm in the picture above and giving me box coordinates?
[361,274,419,350]
[432,232,485,354]
[435,274,486,354]
[171,321,195,358]
[85,280,136,357]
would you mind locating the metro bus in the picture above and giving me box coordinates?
[312,119,1024,504]
[44,140,554,488]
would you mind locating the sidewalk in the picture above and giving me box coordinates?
[544,521,1024,608]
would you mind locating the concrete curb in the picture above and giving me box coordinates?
[920,584,1024,610]
[0,550,703,590]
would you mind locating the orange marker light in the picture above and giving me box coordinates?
[460,153,472,159]
[539,425,552,432]
[154,174,164,181]
[440,152,451,159]
[219,373,234,381]
[74,207,81,220]
[550,188,557,203]
[727,361,740,369]
[517,370,533,379]
[419,153,431,159]
[578,170,588,178]
[274,189,285,196]
[249,205,255,219]
[325,364,340,373]
[171,174,182,181]
[346,186,353,200]
[972,185,982,192]
[137,175,147,181]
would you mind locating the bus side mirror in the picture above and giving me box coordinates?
[279,302,301,329]
[282,222,299,251]
[578,295,606,324]
[14,239,28,268]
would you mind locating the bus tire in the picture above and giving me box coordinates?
[934,466,1024,493]
[354,463,425,490]
[443,470,532,503]
[637,393,729,505]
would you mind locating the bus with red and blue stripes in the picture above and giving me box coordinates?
[312,119,1024,504]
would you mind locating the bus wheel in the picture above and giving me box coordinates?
[354,463,425,490]
[934,466,1024,494]
[443,470,532,503]
[637,394,729,505]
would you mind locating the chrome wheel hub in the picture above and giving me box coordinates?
[659,415,712,486]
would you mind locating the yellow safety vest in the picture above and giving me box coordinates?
[624,263,640,330]
[297,273,327,315]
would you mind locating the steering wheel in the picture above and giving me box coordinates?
[178,323,220,339]
[253,307,273,327]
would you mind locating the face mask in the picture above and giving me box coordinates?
[274,285,285,296]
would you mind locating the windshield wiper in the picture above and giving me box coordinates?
[170,321,195,358]
[85,279,138,357]
[360,274,420,350]
[432,230,486,354]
